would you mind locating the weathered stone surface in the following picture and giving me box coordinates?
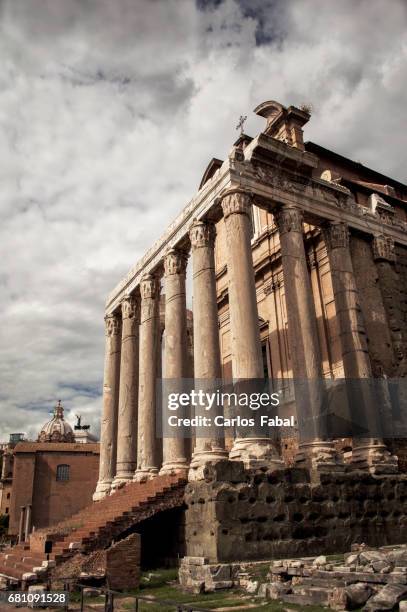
[364,582,407,610]
[245,580,258,594]
[266,582,292,599]
[313,555,327,567]
[134,274,160,480]
[185,465,407,563]
[93,314,121,500]
[343,582,374,609]
[189,220,227,474]
[160,249,189,475]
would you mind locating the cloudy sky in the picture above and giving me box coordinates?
[0,0,406,441]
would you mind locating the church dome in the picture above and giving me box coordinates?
[37,400,75,443]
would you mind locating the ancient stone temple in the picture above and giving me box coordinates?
[1,101,407,589]
[94,99,407,501]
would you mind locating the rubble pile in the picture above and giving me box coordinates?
[258,544,407,610]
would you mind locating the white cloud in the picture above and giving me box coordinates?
[0,0,406,441]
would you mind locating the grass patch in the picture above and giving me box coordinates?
[65,568,332,611]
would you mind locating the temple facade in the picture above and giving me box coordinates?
[94,100,407,500]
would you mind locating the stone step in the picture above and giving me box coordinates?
[3,475,186,583]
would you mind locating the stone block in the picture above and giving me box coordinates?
[183,556,208,566]
[343,582,374,609]
[364,582,407,610]
[22,573,37,582]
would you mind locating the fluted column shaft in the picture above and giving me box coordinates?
[134,275,161,480]
[189,221,227,476]
[274,204,338,468]
[112,295,140,487]
[222,188,282,467]
[324,222,397,473]
[160,249,189,474]
[93,313,122,500]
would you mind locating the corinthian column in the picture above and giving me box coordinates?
[221,188,283,468]
[324,222,397,473]
[93,313,122,500]
[274,205,340,470]
[112,295,140,488]
[134,274,161,480]
[160,248,189,475]
[189,221,228,479]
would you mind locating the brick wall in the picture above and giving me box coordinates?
[105,533,141,590]
[9,444,99,535]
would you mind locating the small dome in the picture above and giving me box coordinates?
[37,400,75,443]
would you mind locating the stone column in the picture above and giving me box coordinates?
[24,504,32,540]
[134,274,161,480]
[93,313,122,500]
[112,295,141,488]
[324,222,397,473]
[18,506,25,543]
[221,188,283,468]
[274,204,340,470]
[160,249,189,475]
[188,221,228,479]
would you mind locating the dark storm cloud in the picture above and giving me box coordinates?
[0,0,406,440]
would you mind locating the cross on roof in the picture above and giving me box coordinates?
[236,114,247,134]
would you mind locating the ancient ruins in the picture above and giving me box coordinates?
[94,99,407,501]
[1,101,407,606]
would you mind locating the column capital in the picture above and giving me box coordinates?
[121,295,141,321]
[164,248,188,277]
[220,188,252,219]
[189,220,216,250]
[140,274,160,300]
[104,313,121,337]
[274,205,303,235]
[372,234,396,263]
[323,221,349,250]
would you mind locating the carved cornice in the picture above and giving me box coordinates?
[372,235,396,263]
[253,163,313,195]
[121,295,141,321]
[221,188,252,219]
[274,205,303,235]
[105,314,121,337]
[164,248,188,277]
[189,220,216,250]
[105,153,407,315]
[140,274,160,301]
[323,222,349,251]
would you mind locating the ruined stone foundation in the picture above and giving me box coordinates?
[184,461,407,564]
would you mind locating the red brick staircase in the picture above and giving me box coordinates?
[0,474,187,584]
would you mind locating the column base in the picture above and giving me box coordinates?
[295,440,344,473]
[350,440,398,474]
[229,438,284,470]
[188,450,229,481]
[111,472,134,491]
[133,467,159,482]
[92,479,112,501]
[159,460,189,476]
